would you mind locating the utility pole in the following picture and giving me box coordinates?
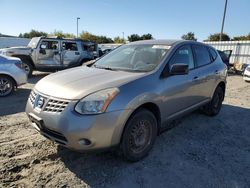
[77,17,80,38]
[122,32,125,43]
[220,0,228,41]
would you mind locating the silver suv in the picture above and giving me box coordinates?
[0,36,97,76]
[26,40,227,161]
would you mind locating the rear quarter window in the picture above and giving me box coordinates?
[193,45,211,67]
[209,48,218,61]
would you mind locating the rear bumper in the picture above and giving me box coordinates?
[15,70,27,86]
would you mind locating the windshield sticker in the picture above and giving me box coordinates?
[152,45,171,50]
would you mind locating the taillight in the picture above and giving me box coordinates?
[15,62,24,69]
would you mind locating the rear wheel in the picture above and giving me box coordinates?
[120,109,157,162]
[0,75,15,97]
[201,86,224,116]
[22,60,33,77]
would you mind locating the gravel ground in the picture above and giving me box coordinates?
[0,72,250,188]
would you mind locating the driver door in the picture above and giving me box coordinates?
[160,45,202,120]
[36,40,61,66]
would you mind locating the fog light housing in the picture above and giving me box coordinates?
[78,139,91,146]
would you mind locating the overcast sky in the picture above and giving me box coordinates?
[0,0,249,41]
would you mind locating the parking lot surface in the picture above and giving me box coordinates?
[0,72,250,188]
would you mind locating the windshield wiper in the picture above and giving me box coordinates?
[94,65,116,71]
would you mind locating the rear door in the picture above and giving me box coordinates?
[36,39,61,66]
[191,44,217,99]
[61,41,81,66]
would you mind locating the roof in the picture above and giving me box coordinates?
[128,39,183,46]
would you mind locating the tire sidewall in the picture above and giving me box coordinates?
[0,75,14,97]
[121,109,158,162]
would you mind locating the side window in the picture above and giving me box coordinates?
[193,45,211,67]
[62,42,78,51]
[208,47,218,61]
[40,40,58,50]
[168,45,194,70]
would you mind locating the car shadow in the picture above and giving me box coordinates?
[57,104,250,187]
[28,72,49,84]
[0,88,31,116]
[0,72,48,116]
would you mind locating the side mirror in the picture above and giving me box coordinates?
[170,63,189,75]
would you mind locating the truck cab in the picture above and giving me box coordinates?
[0,36,97,76]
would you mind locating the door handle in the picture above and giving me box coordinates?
[215,70,219,74]
[75,52,80,55]
[193,76,199,80]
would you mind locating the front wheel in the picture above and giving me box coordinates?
[120,109,158,162]
[201,86,224,116]
[0,75,15,97]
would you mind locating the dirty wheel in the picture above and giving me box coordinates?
[0,75,15,97]
[120,109,157,162]
[202,86,224,116]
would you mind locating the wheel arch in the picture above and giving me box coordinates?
[0,73,17,87]
[217,81,226,101]
[13,55,35,68]
[118,102,161,145]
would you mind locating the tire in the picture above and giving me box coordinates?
[201,86,224,116]
[20,58,33,77]
[120,109,158,162]
[0,75,15,97]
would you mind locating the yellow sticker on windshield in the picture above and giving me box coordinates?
[152,45,171,50]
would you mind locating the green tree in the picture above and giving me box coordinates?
[50,30,75,38]
[79,32,113,43]
[19,29,48,38]
[181,32,197,41]
[141,33,153,40]
[206,33,230,41]
[127,33,153,42]
[113,36,125,43]
[232,33,250,41]
[128,34,141,42]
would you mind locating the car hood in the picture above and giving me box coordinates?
[1,46,31,53]
[35,66,144,100]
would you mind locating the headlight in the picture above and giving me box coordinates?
[75,88,119,115]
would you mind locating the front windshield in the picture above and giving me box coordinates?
[94,44,170,72]
[27,37,40,48]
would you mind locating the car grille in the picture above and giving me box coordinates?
[29,90,37,105]
[44,99,69,113]
[29,90,69,113]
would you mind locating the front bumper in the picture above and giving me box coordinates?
[25,93,131,151]
[243,69,250,81]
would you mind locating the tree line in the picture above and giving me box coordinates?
[18,29,250,43]
[182,32,250,41]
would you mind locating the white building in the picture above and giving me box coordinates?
[204,40,250,65]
